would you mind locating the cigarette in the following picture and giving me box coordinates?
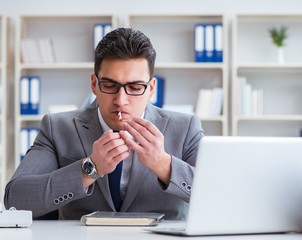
[118,112,122,121]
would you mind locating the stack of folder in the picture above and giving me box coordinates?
[20,127,39,161]
[93,23,112,50]
[194,23,223,62]
[20,76,41,115]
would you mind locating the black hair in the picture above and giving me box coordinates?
[94,27,156,78]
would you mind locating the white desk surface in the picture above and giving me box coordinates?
[1,220,302,240]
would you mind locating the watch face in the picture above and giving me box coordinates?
[83,161,94,175]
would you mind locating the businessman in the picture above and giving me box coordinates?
[5,28,204,220]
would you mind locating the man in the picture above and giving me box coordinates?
[5,28,204,220]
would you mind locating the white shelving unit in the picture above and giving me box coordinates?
[232,14,302,136]
[0,15,7,200]
[14,14,117,169]
[126,14,228,136]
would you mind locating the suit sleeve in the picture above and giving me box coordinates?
[4,114,92,219]
[160,115,204,202]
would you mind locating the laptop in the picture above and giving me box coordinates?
[145,136,302,236]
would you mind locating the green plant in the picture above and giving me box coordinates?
[269,26,288,47]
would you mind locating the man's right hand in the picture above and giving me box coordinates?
[82,129,130,189]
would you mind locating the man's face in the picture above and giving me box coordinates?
[91,58,155,130]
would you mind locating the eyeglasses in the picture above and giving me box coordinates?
[95,75,152,96]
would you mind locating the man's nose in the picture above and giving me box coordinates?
[114,86,129,103]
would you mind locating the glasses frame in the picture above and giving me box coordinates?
[95,75,152,96]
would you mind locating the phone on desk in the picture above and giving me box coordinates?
[0,202,33,228]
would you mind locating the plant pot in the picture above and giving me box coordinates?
[277,47,284,64]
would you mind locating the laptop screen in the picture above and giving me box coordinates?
[186,136,302,235]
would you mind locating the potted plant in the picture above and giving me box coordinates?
[269,26,288,64]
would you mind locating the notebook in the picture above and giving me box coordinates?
[145,136,302,236]
[81,211,164,226]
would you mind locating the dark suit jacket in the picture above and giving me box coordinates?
[5,102,203,220]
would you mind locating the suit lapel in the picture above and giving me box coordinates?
[73,103,115,210]
[73,106,101,157]
[120,103,170,211]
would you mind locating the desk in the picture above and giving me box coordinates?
[1,220,302,240]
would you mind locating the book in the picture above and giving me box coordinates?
[21,38,56,63]
[81,211,164,226]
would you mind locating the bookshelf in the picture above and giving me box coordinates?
[126,14,228,136]
[0,15,7,200]
[232,14,302,136]
[14,14,117,168]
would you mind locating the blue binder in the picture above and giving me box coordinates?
[204,24,214,62]
[194,24,205,62]
[29,76,41,114]
[20,128,28,161]
[20,76,30,114]
[150,76,165,108]
[20,127,39,161]
[93,23,112,50]
[214,24,223,62]
[20,76,41,115]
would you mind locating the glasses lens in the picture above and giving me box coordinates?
[100,81,119,94]
[125,83,146,95]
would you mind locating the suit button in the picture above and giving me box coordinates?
[186,185,192,191]
[53,198,59,204]
[68,192,74,199]
[181,182,187,188]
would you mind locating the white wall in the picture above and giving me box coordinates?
[1,0,302,20]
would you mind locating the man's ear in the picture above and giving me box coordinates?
[148,77,156,100]
[91,73,97,94]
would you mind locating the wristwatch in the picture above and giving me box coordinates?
[81,157,103,180]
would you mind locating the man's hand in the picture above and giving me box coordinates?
[82,130,130,189]
[119,118,172,185]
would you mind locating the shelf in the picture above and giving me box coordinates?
[232,13,302,136]
[14,14,117,168]
[234,14,302,64]
[236,63,302,71]
[127,13,228,136]
[235,115,302,121]
[199,116,226,122]
[17,115,44,122]
[155,62,225,69]
[19,62,94,70]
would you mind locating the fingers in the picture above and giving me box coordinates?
[91,130,130,174]
[121,118,160,145]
